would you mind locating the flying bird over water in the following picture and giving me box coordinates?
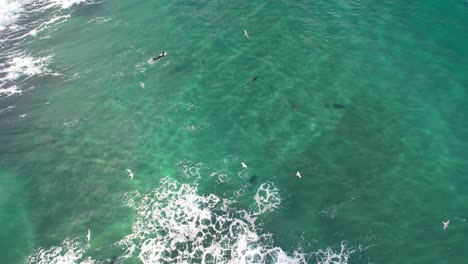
[296,171,302,178]
[126,169,134,180]
[442,220,450,230]
[241,162,248,169]
[244,29,249,39]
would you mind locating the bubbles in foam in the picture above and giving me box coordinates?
[174,102,198,112]
[26,238,95,264]
[0,0,23,31]
[238,167,250,179]
[0,0,96,43]
[253,182,281,215]
[234,183,250,197]
[313,242,355,264]
[119,177,309,263]
[0,53,58,97]
[0,85,22,97]
[180,121,211,132]
[135,63,147,75]
[0,54,56,82]
[210,171,231,183]
[26,176,361,264]
[48,0,88,9]
[176,160,205,179]
[318,196,359,219]
[0,0,101,94]
[87,16,112,24]
[25,13,71,37]
[34,0,92,11]
[63,117,80,127]
[0,105,15,113]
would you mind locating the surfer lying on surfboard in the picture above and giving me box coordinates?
[152,51,167,61]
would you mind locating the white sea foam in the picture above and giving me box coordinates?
[0,54,56,82]
[0,105,15,113]
[0,0,22,31]
[22,0,94,37]
[176,160,206,179]
[0,0,81,32]
[238,166,251,179]
[135,63,147,74]
[0,85,22,97]
[119,177,303,263]
[26,238,94,264]
[63,117,80,127]
[180,121,211,132]
[0,53,58,97]
[48,0,88,9]
[33,0,91,11]
[118,177,357,264]
[25,13,71,37]
[0,0,95,100]
[318,196,359,219]
[0,0,95,39]
[25,176,359,264]
[87,16,112,24]
[24,160,359,264]
[210,171,231,183]
[253,182,281,215]
[313,242,354,264]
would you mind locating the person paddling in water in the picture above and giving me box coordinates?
[152,51,167,61]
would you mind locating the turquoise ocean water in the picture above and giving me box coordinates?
[0,0,467,263]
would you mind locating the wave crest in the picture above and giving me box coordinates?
[26,238,94,264]
[119,177,307,263]
[26,176,360,264]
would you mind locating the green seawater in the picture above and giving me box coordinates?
[0,0,467,263]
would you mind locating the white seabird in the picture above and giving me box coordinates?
[442,220,450,230]
[126,169,134,180]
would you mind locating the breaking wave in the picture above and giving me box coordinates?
[26,175,360,264]
[26,238,95,264]
[0,0,92,33]
[0,53,56,81]
[117,177,357,264]
[0,53,58,98]
[0,85,21,97]
[0,0,97,99]
[0,0,22,31]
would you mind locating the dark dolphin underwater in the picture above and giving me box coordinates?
[0,0,467,263]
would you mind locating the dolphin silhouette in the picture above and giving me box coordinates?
[249,174,258,185]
